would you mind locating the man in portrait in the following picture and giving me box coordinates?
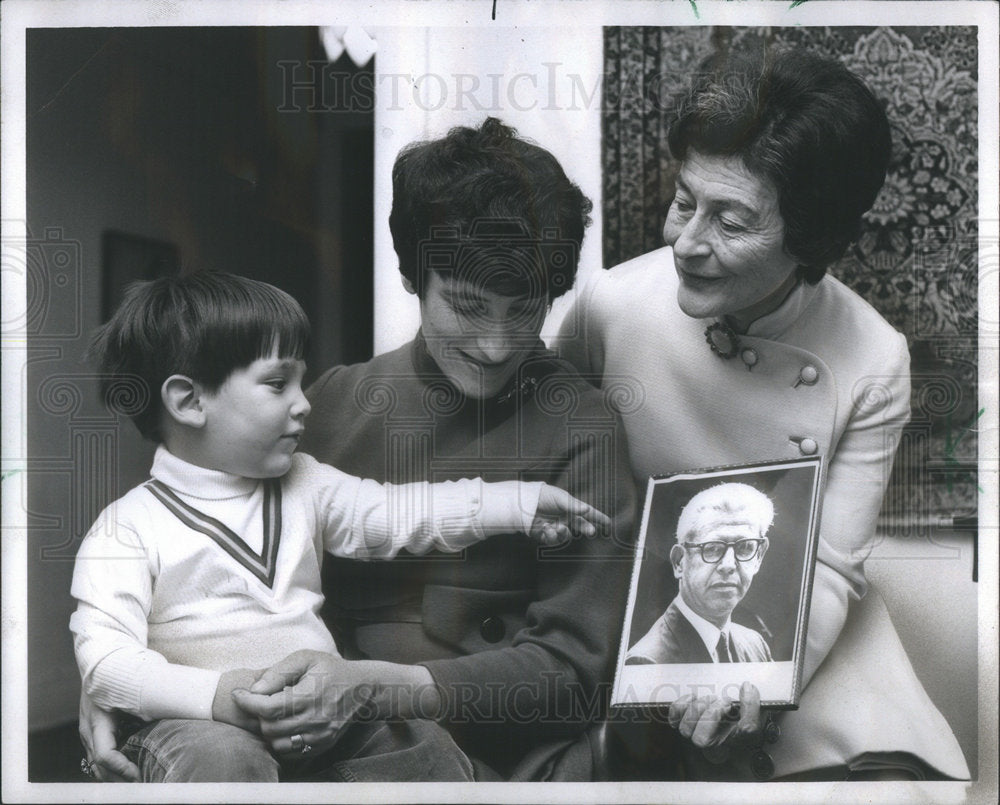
[626,483,774,665]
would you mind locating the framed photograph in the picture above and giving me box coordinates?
[612,456,824,709]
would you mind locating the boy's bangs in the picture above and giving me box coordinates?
[256,315,309,362]
[186,276,311,387]
[229,289,311,366]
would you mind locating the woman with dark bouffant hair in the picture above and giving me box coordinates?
[562,46,969,781]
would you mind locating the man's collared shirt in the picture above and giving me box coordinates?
[674,594,731,663]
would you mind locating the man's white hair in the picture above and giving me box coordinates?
[675,482,775,543]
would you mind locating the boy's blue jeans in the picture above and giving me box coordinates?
[122,718,476,782]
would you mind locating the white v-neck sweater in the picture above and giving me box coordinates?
[71,447,540,721]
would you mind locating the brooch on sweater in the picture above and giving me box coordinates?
[495,376,539,405]
[705,321,740,359]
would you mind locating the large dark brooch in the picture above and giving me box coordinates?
[705,321,740,359]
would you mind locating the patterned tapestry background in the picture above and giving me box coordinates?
[602,26,979,529]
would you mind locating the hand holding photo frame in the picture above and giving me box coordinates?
[611,456,823,710]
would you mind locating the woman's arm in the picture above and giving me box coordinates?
[78,691,139,782]
[77,667,261,782]
[232,651,437,755]
[802,330,911,683]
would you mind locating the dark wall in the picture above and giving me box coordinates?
[25,27,373,728]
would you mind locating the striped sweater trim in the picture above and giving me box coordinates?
[144,478,282,588]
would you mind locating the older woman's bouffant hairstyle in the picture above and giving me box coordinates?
[668,46,892,283]
[389,117,592,301]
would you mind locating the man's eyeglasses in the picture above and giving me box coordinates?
[683,538,766,564]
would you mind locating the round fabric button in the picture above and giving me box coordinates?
[480,616,506,643]
[799,437,818,455]
[799,365,819,385]
[740,348,759,368]
[763,719,781,744]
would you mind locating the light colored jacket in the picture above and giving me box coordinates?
[559,247,969,779]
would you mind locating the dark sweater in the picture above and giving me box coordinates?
[300,334,637,777]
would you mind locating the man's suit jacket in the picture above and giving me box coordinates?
[624,601,772,665]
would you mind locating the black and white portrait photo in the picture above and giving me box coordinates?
[612,459,822,708]
[2,1,996,803]
[625,482,786,667]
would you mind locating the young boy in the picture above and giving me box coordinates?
[70,271,606,782]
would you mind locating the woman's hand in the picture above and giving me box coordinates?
[532,484,611,545]
[668,681,763,753]
[78,690,140,782]
[231,650,440,757]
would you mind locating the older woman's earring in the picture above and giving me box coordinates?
[705,321,740,359]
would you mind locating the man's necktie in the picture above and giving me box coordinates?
[716,632,732,663]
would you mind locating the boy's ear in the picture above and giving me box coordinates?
[161,375,208,428]
[401,275,416,295]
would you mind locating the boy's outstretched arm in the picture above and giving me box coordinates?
[305,454,608,557]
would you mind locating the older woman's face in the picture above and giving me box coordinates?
[663,150,799,325]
